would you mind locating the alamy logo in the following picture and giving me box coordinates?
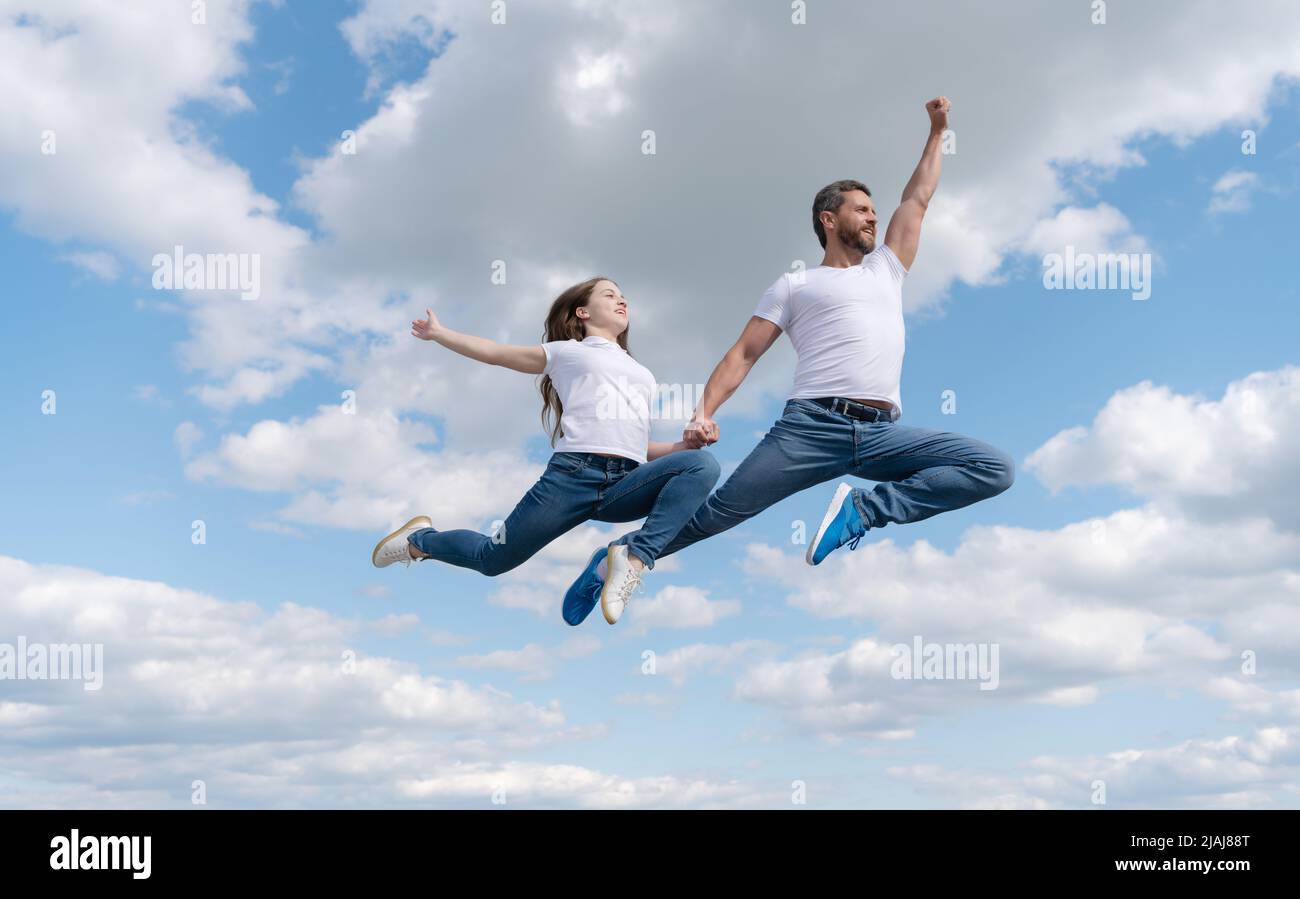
[50,830,151,880]
[0,636,103,691]
[1042,245,1151,300]
[151,244,261,300]
[595,378,705,422]
[890,635,1000,690]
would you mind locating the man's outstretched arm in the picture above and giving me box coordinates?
[883,96,950,271]
[683,316,783,447]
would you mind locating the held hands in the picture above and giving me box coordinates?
[683,416,720,449]
[411,308,442,341]
[925,96,951,133]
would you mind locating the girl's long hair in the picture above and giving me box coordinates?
[540,276,631,447]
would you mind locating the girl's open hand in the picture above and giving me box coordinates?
[411,308,441,340]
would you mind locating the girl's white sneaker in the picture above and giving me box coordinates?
[371,516,433,568]
[600,545,644,624]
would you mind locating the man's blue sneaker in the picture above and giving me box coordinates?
[562,547,607,625]
[807,482,867,566]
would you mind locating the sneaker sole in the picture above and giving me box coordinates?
[599,545,620,624]
[806,482,853,566]
[563,548,607,627]
[371,515,433,567]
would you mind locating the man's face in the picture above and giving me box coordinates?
[832,189,878,254]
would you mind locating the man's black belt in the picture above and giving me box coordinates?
[810,396,895,423]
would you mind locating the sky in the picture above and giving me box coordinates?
[1,0,1298,808]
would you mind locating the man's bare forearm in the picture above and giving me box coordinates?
[695,350,752,419]
[900,126,944,209]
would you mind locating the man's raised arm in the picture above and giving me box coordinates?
[883,96,950,271]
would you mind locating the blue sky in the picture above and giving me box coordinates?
[2,0,1299,808]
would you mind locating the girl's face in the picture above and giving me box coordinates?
[576,279,629,335]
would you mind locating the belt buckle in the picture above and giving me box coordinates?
[850,399,881,422]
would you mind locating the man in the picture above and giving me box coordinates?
[563,97,1014,617]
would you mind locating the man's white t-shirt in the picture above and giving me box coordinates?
[541,336,656,463]
[753,244,908,420]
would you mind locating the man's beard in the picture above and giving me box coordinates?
[837,224,875,254]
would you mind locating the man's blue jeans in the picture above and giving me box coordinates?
[659,398,1014,558]
[408,449,720,576]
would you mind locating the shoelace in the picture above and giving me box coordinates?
[396,534,418,568]
[846,533,863,552]
[615,569,644,607]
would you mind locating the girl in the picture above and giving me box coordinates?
[370,277,720,627]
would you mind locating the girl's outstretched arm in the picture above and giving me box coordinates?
[646,440,692,461]
[412,308,546,374]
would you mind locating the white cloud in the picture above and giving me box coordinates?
[615,691,672,707]
[173,421,202,458]
[184,404,543,530]
[1018,202,1151,259]
[246,519,305,538]
[0,551,555,743]
[559,50,633,126]
[457,634,602,681]
[115,489,175,508]
[397,760,770,809]
[60,250,119,280]
[368,612,422,637]
[1025,366,1300,529]
[1206,678,1300,722]
[1209,169,1260,214]
[0,553,762,808]
[627,585,740,632]
[0,1,320,406]
[653,640,772,687]
[737,503,1299,736]
[889,725,1300,809]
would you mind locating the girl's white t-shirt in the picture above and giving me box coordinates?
[541,336,656,463]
